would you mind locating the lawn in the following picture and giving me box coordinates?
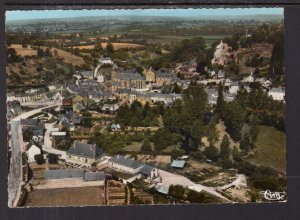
[123,142,142,152]
[249,126,286,173]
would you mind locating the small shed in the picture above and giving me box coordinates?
[171,160,186,169]
[155,184,169,195]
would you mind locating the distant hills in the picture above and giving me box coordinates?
[6,14,283,25]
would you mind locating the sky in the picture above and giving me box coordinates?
[6,8,283,21]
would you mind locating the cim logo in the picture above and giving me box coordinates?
[260,190,287,201]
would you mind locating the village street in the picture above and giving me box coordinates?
[43,123,66,160]
[8,104,60,207]
[8,120,22,207]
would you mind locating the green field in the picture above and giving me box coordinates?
[144,35,228,46]
[249,126,286,173]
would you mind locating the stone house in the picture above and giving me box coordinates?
[108,155,158,181]
[66,142,106,167]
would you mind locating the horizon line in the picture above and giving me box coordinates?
[6,8,284,22]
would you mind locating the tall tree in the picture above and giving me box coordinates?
[220,134,231,160]
[141,138,152,152]
[269,32,284,76]
[106,42,114,53]
[215,84,225,116]
[232,146,241,162]
[223,101,245,141]
[204,144,219,162]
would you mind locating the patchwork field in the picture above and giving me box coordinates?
[10,44,37,56]
[40,46,85,66]
[249,126,286,173]
[236,43,273,74]
[25,186,105,207]
[72,42,144,50]
[8,44,84,66]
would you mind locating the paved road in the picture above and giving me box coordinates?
[8,120,22,207]
[20,101,59,108]
[42,123,66,160]
[8,104,59,207]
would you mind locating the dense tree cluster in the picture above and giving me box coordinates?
[150,128,181,152]
[236,160,286,192]
[163,84,207,152]
[236,86,285,132]
[115,101,163,127]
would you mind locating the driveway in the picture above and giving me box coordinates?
[42,123,66,160]
[158,169,231,202]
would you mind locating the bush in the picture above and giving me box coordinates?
[34,154,45,165]
[169,185,185,200]
[141,138,152,152]
[204,145,219,162]
[23,129,33,142]
[192,151,205,161]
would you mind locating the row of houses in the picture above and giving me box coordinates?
[144,67,179,86]
[129,92,182,105]
[63,141,158,182]
[7,92,48,103]
[40,169,106,189]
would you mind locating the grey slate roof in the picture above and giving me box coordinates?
[137,93,182,99]
[156,71,176,78]
[231,81,239,86]
[109,155,144,169]
[115,88,131,94]
[84,171,105,181]
[67,142,104,159]
[118,69,144,80]
[269,87,285,93]
[80,70,94,78]
[140,165,155,175]
[65,111,81,124]
[155,184,169,194]
[44,169,84,180]
[21,119,39,127]
[171,160,186,168]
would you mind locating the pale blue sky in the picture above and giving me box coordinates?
[6,8,283,21]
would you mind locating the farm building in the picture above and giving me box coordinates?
[108,155,158,181]
[108,155,144,174]
[40,169,105,189]
[66,142,106,167]
[139,165,158,181]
